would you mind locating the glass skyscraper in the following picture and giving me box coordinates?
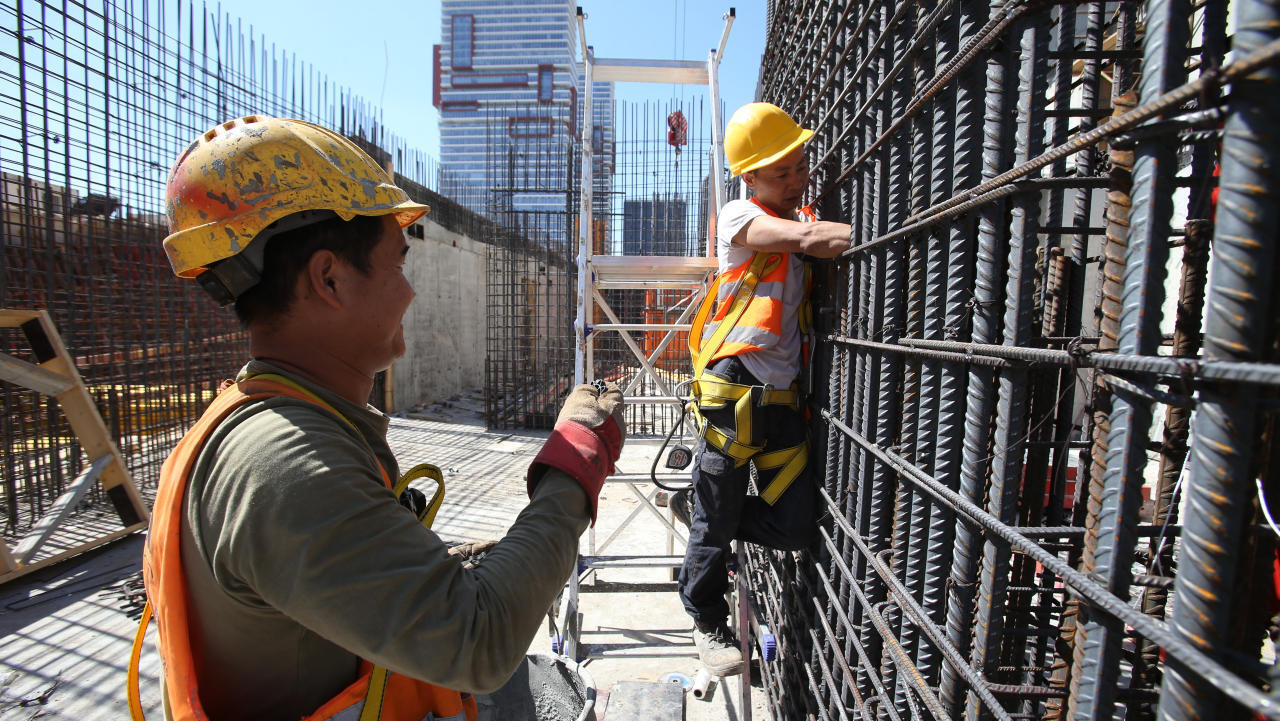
[434,0,615,216]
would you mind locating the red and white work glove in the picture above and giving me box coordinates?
[527,381,625,524]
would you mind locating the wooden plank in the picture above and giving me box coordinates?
[384,363,395,414]
[1,309,149,581]
[0,523,146,585]
[13,455,113,563]
[0,352,76,396]
[30,311,149,525]
[0,309,40,327]
[0,310,151,585]
[0,541,17,574]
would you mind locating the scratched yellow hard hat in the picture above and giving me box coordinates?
[162,115,429,281]
[723,102,814,177]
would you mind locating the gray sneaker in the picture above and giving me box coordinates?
[693,621,745,676]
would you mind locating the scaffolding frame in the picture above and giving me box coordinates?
[559,6,748,688]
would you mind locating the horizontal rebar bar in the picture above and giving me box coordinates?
[820,408,1280,719]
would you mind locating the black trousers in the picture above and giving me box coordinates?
[677,355,816,626]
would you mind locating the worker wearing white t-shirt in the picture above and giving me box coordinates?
[676,103,852,676]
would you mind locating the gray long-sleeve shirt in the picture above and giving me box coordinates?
[175,360,588,721]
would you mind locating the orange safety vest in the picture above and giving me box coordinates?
[690,198,815,376]
[139,376,477,721]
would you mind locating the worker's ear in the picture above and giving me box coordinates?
[303,249,344,310]
[741,171,757,190]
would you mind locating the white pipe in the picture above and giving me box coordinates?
[574,40,594,386]
[714,8,736,64]
[691,667,715,700]
[707,47,726,259]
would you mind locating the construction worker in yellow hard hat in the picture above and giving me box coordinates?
[136,115,625,721]
[676,102,852,676]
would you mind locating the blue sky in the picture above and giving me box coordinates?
[205,0,767,158]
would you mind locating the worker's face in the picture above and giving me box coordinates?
[344,216,415,373]
[743,145,809,214]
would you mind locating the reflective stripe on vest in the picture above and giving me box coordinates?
[137,376,477,721]
[717,278,785,303]
[699,321,782,351]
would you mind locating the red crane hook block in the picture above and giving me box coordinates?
[666,110,688,147]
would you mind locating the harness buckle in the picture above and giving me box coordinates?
[755,383,774,407]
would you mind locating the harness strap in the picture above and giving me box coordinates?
[690,377,799,410]
[357,666,391,721]
[756,443,808,505]
[690,405,808,505]
[701,420,763,467]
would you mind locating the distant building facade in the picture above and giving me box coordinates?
[622,196,689,256]
[435,0,614,217]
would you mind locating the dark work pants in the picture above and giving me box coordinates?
[677,355,816,626]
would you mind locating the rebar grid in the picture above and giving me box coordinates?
[589,98,711,436]
[1,0,480,544]
[483,103,579,430]
[752,1,1280,719]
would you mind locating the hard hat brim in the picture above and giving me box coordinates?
[392,202,431,229]
[166,200,431,278]
[732,127,814,176]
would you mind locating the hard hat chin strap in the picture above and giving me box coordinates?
[197,209,338,306]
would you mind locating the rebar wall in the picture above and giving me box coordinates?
[1,1,471,549]
[484,103,579,429]
[749,1,1280,719]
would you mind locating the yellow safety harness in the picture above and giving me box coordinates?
[687,249,813,505]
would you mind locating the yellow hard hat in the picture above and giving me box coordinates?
[724,103,814,177]
[163,115,429,296]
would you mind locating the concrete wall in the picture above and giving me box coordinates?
[391,215,488,412]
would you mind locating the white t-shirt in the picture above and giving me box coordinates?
[713,198,806,388]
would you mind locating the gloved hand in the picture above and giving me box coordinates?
[447,539,499,568]
[527,381,625,524]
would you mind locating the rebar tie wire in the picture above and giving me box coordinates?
[819,408,1280,720]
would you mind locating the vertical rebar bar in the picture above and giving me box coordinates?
[1062,8,1139,716]
[913,0,959,689]
[1071,2,1187,717]
[966,17,1048,721]
[1132,217,1208,709]
[1159,1,1280,718]
[939,2,1009,714]
[894,3,937,710]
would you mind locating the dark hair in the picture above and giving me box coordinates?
[233,213,384,327]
